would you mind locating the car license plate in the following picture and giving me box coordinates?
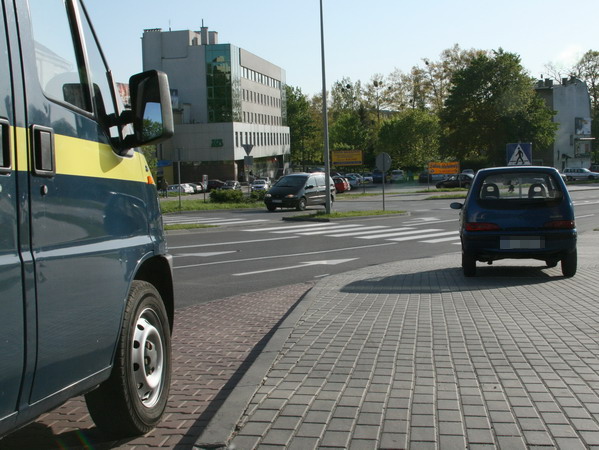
[500,237,544,250]
[272,199,282,203]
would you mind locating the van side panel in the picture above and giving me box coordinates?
[0,0,25,421]
[13,1,158,403]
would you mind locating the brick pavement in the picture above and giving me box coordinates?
[0,283,314,450]
[194,232,599,449]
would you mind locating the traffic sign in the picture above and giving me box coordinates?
[506,143,532,166]
[376,152,392,172]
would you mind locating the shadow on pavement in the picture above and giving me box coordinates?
[340,265,558,295]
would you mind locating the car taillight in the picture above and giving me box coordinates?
[544,220,575,229]
[465,222,501,231]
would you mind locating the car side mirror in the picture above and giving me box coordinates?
[119,70,174,154]
[450,202,463,210]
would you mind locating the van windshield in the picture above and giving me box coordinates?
[274,176,308,188]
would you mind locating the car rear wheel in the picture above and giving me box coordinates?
[296,197,307,211]
[561,250,577,277]
[266,204,277,212]
[85,281,172,437]
[462,252,476,277]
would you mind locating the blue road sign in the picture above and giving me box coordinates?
[506,143,532,165]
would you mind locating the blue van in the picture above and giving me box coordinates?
[1,0,174,438]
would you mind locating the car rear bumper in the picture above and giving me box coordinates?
[462,230,577,262]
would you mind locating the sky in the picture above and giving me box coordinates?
[86,0,599,97]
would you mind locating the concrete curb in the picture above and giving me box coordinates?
[193,288,315,449]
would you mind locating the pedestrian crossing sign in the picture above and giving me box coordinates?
[506,143,532,166]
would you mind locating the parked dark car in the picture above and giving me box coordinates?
[451,166,577,277]
[264,172,335,211]
[206,179,225,192]
[436,173,474,189]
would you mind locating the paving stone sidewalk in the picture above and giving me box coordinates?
[197,232,599,449]
[0,283,314,450]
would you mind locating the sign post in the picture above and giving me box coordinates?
[242,144,254,195]
[376,152,392,211]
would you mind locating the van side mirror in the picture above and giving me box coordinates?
[119,70,174,153]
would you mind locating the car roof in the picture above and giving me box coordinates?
[476,166,560,175]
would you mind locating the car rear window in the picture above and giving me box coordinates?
[477,172,564,207]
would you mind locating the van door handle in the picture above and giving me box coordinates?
[32,125,55,176]
[0,119,9,174]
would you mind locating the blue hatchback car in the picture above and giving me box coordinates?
[451,166,577,277]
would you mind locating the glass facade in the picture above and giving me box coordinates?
[205,44,241,123]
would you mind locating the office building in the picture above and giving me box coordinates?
[142,26,290,183]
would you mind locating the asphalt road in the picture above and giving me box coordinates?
[167,186,599,309]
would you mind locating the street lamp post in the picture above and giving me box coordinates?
[320,0,332,214]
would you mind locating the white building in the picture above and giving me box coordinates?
[535,77,594,170]
[142,27,290,183]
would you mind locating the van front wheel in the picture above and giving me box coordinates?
[85,281,172,437]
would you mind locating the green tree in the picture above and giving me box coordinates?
[377,109,440,169]
[329,111,369,151]
[440,49,557,165]
[285,85,319,170]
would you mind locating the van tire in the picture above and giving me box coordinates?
[296,197,307,211]
[85,281,172,437]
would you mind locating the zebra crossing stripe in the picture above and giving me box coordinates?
[325,226,391,237]
[420,233,460,243]
[357,228,437,239]
[388,231,458,242]
[296,224,367,235]
[246,222,339,232]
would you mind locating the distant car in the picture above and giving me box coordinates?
[264,172,335,211]
[372,170,389,183]
[451,166,577,277]
[187,182,205,193]
[562,167,599,181]
[436,173,474,189]
[419,171,446,183]
[361,172,374,183]
[251,179,270,191]
[345,175,363,187]
[206,179,225,191]
[168,183,194,194]
[221,180,241,190]
[333,176,350,193]
[390,169,405,182]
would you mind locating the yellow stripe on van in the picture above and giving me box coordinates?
[14,126,149,183]
[55,134,147,183]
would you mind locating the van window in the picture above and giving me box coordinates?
[79,3,120,139]
[29,0,91,112]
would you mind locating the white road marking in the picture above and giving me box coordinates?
[389,231,458,242]
[358,228,440,239]
[233,259,358,276]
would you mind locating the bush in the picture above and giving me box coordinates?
[250,190,266,202]
[209,189,244,203]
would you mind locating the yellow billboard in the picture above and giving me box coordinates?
[428,161,460,175]
[332,150,363,166]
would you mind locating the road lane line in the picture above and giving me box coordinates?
[169,236,299,250]
[174,242,397,270]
